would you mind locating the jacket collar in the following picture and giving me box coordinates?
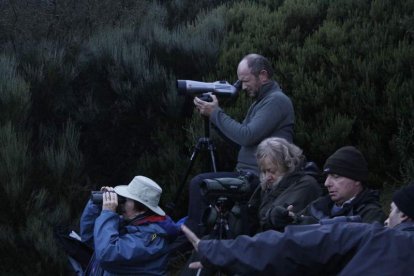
[393,221,414,232]
[312,188,381,217]
[256,81,281,101]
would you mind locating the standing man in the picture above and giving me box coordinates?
[181,183,414,275]
[186,53,295,235]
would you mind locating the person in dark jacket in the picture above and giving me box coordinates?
[248,137,322,232]
[180,182,414,276]
[384,183,414,229]
[268,146,385,228]
[185,53,295,236]
[80,175,179,276]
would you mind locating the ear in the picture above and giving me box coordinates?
[259,70,269,82]
[400,212,409,222]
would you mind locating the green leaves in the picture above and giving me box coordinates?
[214,0,413,186]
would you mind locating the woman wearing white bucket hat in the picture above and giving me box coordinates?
[80,175,179,275]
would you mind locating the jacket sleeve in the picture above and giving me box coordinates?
[357,203,386,224]
[79,200,101,247]
[294,196,329,225]
[198,223,370,275]
[210,92,291,146]
[261,176,322,230]
[93,210,167,267]
[284,176,323,213]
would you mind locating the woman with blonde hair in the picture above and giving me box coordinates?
[249,137,322,231]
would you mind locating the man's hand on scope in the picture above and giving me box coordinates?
[194,93,218,117]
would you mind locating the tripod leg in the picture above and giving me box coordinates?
[166,146,201,215]
[167,117,217,216]
[208,145,217,172]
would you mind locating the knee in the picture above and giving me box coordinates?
[189,174,207,191]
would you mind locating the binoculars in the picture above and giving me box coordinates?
[90,191,126,204]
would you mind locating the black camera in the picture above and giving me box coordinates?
[176,80,241,101]
[90,191,126,204]
[200,175,252,202]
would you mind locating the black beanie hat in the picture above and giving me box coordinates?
[393,183,414,219]
[323,146,368,182]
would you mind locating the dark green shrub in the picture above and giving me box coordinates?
[211,0,413,188]
[1,0,413,274]
[0,55,81,274]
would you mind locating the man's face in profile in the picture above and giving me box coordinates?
[237,60,262,98]
[384,202,404,228]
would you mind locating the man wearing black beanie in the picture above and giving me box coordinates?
[267,146,385,228]
[385,182,414,229]
[180,182,414,275]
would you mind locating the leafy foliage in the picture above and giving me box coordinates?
[213,0,413,188]
[0,0,413,274]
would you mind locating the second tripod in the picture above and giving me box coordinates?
[167,117,217,215]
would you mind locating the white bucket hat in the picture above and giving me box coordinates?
[114,176,165,216]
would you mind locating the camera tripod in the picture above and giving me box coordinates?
[166,116,217,215]
[197,197,233,276]
[209,196,233,240]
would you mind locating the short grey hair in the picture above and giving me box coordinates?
[241,53,274,78]
[256,137,304,175]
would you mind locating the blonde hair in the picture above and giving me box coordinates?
[256,137,304,176]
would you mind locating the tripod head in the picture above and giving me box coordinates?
[201,196,236,240]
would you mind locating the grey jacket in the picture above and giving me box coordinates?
[210,81,294,175]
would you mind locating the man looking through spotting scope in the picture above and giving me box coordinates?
[183,53,295,239]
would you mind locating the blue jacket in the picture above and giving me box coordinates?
[80,200,179,275]
[197,221,414,275]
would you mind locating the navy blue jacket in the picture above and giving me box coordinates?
[80,200,179,275]
[197,221,414,275]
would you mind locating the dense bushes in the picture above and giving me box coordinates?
[214,0,414,186]
[0,55,77,274]
[0,0,413,273]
